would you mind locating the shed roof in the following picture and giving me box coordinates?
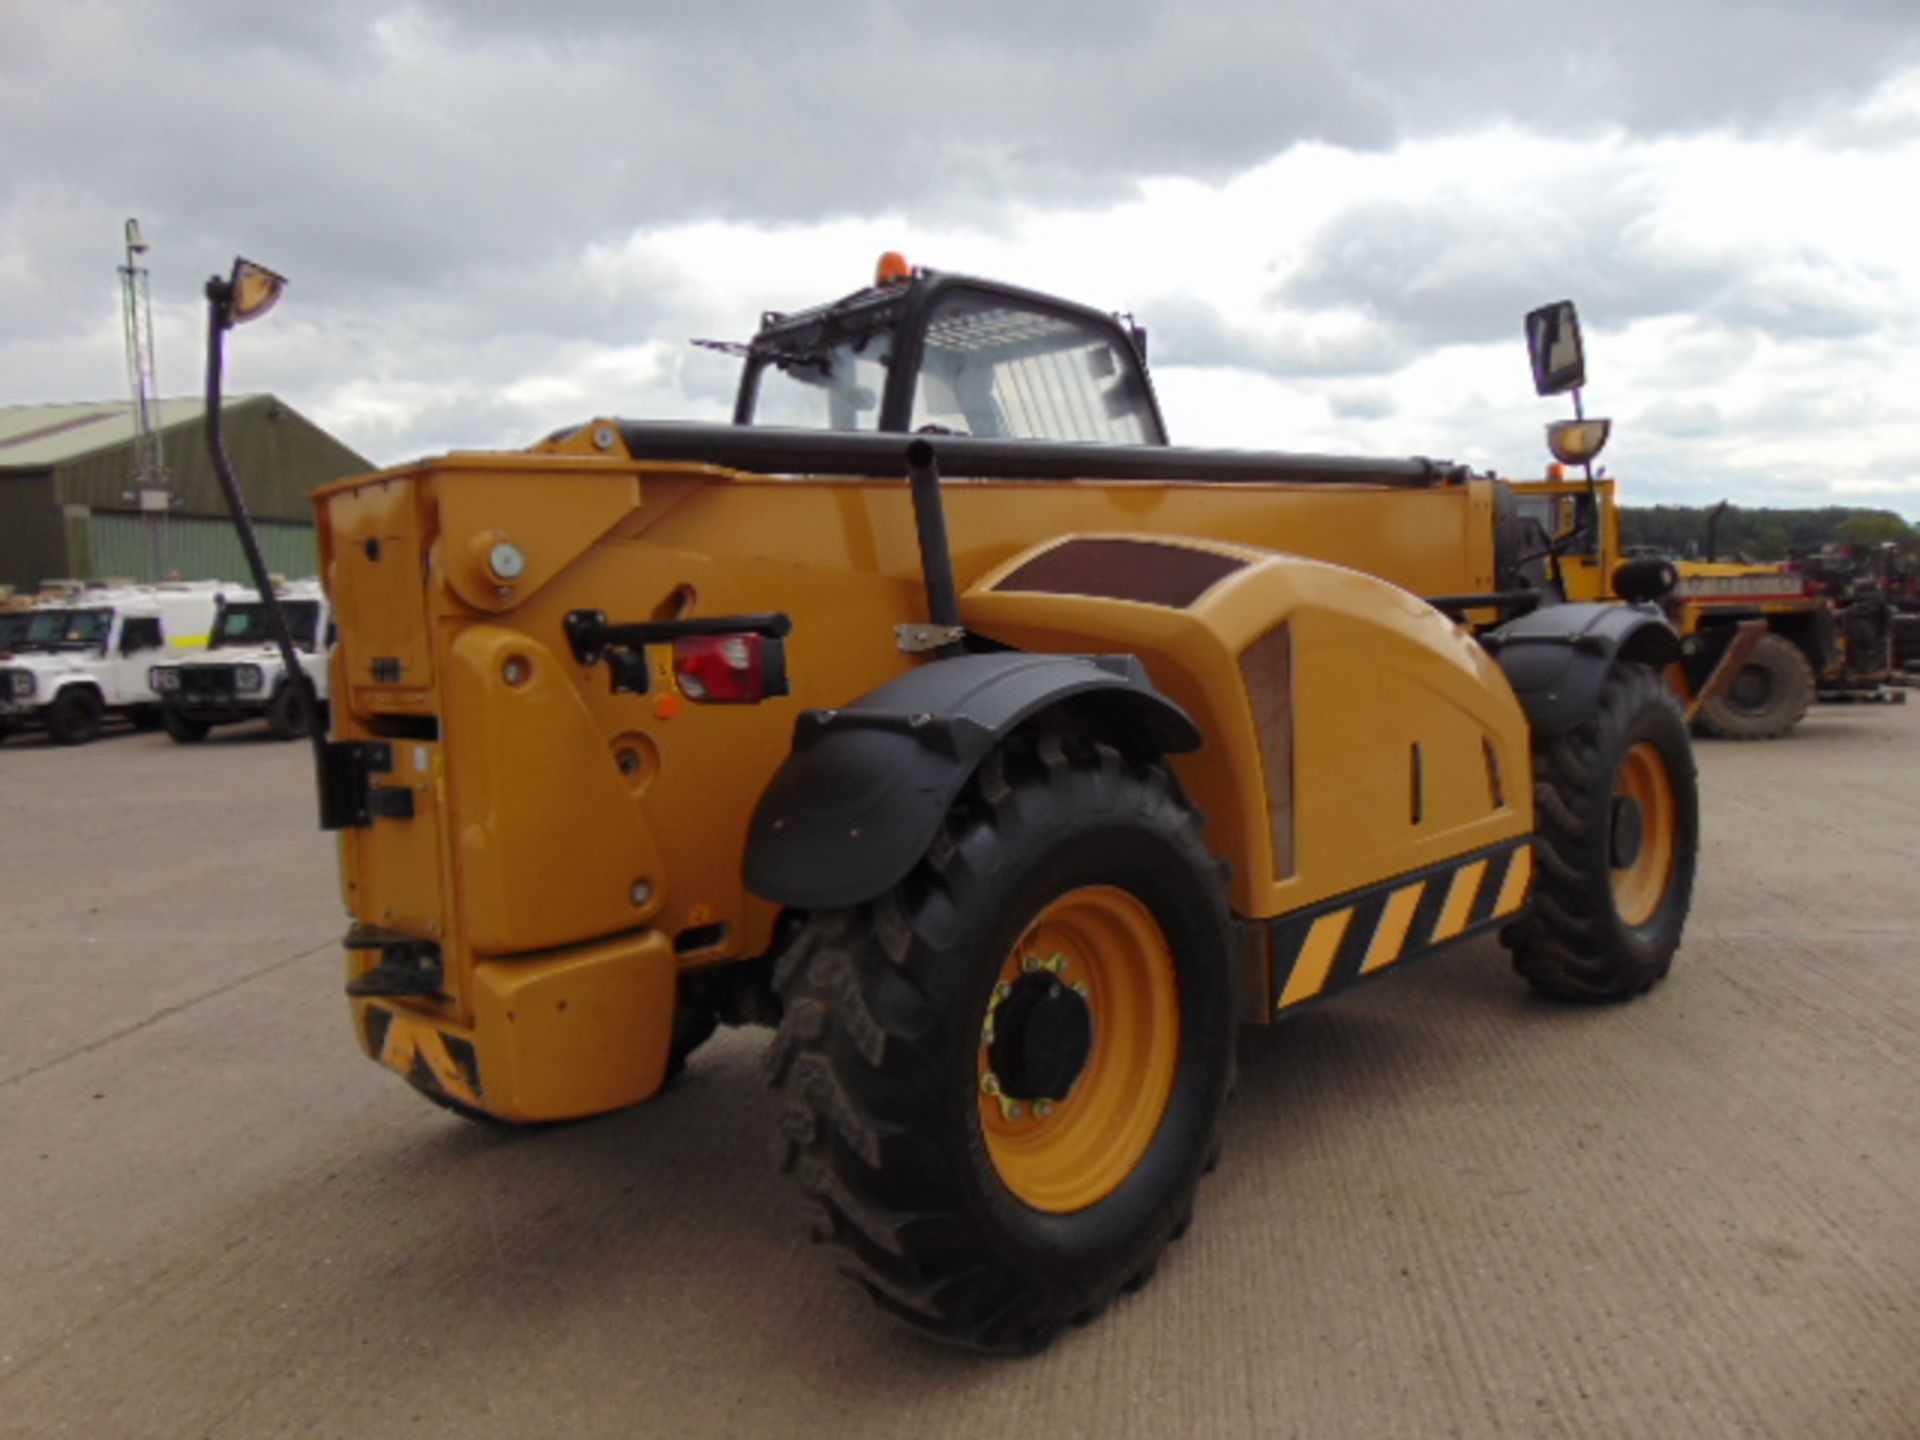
[0,396,269,469]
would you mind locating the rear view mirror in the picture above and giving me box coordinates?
[1525,301,1586,396]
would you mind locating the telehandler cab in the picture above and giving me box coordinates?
[204,254,1698,1353]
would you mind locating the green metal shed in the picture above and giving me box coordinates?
[0,395,371,590]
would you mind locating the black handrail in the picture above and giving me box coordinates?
[604,420,1464,489]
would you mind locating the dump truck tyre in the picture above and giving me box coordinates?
[1695,632,1814,739]
[47,687,104,746]
[163,709,212,744]
[1511,664,1697,1002]
[768,735,1234,1354]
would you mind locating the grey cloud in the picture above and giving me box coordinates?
[1636,399,1724,438]
[1145,295,1414,377]
[6,0,1920,520]
[1278,178,1731,351]
[1326,387,1398,422]
[9,2,1919,282]
[1710,251,1894,341]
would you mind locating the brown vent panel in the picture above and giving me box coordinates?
[1239,623,1295,879]
[996,539,1246,609]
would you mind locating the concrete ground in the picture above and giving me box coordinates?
[1,704,1914,1439]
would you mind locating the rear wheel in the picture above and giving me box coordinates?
[1695,632,1814,739]
[163,708,212,744]
[46,687,104,746]
[1510,664,1697,1001]
[768,736,1234,1353]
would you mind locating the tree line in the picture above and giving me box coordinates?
[1619,504,1919,561]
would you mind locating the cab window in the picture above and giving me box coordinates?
[752,334,891,432]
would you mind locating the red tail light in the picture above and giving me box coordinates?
[673,633,789,704]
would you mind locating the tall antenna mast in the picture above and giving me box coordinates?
[119,217,170,577]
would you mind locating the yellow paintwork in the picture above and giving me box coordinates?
[1359,883,1424,975]
[967,538,1533,917]
[1507,475,1622,603]
[979,886,1180,1213]
[1612,741,1678,927]
[1269,839,1531,1014]
[352,928,677,1121]
[1494,846,1533,916]
[1277,911,1352,1008]
[314,429,1542,1119]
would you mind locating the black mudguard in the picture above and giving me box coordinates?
[1485,601,1682,738]
[744,653,1199,909]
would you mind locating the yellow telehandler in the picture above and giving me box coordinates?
[201,255,1697,1352]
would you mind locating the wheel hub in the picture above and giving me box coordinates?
[986,968,1093,1102]
[1610,793,1645,870]
[1731,665,1772,710]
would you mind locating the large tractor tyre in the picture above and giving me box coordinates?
[163,708,212,744]
[1694,632,1814,740]
[1510,664,1698,1002]
[46,687,105,746]
[266,682,314,740]
[769,736,1236,1354]
[663,998,719,1084]
[1891,614,1920,673]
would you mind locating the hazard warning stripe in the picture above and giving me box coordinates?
[1268,838,1532,1016]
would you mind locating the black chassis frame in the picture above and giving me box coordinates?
[730,269,1170,444]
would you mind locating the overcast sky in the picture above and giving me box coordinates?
[5,1,1920,517]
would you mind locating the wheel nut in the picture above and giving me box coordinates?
[630,879,653,908]
[980,1072,1001,1096]
[1034,1100,1053,1119]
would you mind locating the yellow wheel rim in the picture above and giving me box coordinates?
[1611,741,1678,927]
[977,885,1181,1214]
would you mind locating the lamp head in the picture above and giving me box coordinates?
[209,257,288,330]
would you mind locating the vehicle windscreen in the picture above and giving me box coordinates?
[212,600,321,652]
[0,614,28,649]
[22,608,111,650]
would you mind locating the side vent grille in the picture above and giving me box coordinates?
[1238,623,1295,880]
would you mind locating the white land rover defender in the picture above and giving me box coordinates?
[150,579,332,742]
[0,583,232,746]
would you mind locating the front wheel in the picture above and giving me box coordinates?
[1509,664,1698,1001]
[163,708,212,744]
[266,681,315,740]
[46,687,104,746]
[768,736,1235,1353]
